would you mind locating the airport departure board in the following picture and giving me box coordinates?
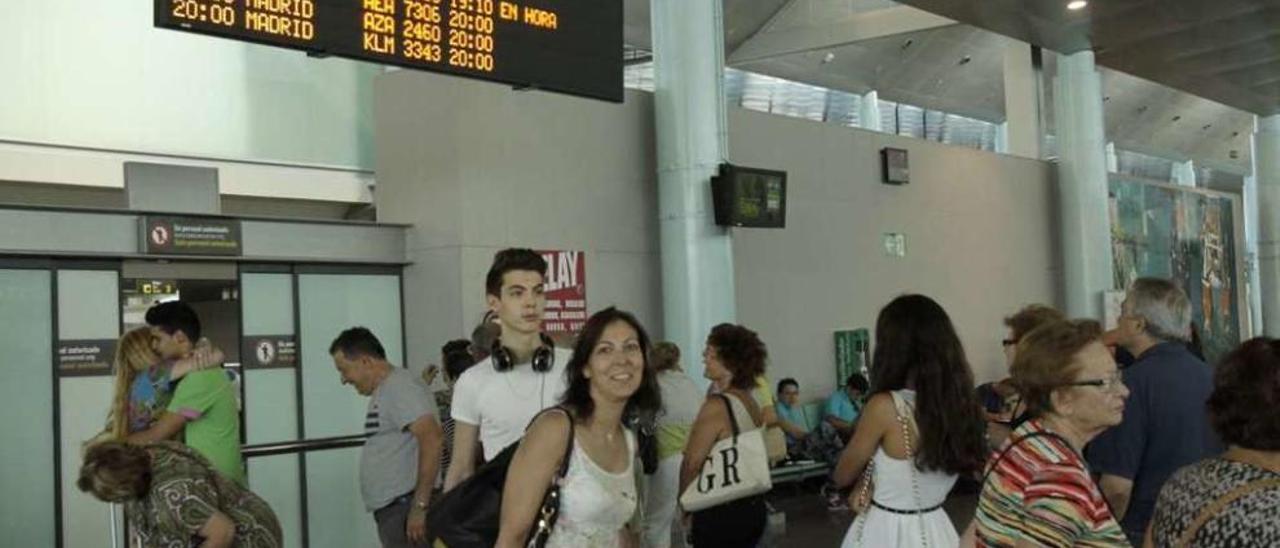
[155,0,622,102]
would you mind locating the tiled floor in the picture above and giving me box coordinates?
[673,479,980,547]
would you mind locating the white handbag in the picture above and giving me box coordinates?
[679,393,773,512]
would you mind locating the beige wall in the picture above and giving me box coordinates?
[375,73,661,373]
[375,72,1060,395]
[729,109,1060,398]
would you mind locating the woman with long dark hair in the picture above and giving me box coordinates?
[834,294,986,547]
[497,307,662,547]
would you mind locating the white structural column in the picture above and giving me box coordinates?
[1171,160,1197,187]
[1254,114,1280,336]
[1244,170,1263,335]
[1053,51,1114,319]
[1001,40,1042,159]
[651,0,735,381]
[1105,142,1119,173]
[861,91,882,132]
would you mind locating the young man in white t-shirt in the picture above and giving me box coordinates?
[443,248,570,490]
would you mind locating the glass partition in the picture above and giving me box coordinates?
[297,272,401,548]
[56,268,123,548]
[0,268,55,547]
[241,272,302,547]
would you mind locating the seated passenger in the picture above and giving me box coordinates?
[824,373,867,440]
[777,378,844,469]
[1147,338,1280,547]
[79,441,282,548]
[775,378,809,448]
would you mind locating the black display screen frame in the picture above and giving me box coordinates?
[712,163,788,229]
[154,0,623,103]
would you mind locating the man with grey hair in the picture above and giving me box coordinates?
[1086,277,1221,545]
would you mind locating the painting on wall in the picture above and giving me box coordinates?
[1109,178,1243,365]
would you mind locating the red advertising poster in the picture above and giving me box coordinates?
[539,250,587,336]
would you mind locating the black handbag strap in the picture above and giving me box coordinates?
[528,406,575,478]
[982,429,1076,484]
[716,393,742,442]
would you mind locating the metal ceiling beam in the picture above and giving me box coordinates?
[727,5,956,65]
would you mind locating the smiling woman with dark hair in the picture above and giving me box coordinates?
[497,307,661,547]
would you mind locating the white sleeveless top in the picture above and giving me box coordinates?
[545,429,637,547]
[842,390,960,547]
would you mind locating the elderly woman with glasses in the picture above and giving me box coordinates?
[981,304,1067,449]
[966,319,1131,547]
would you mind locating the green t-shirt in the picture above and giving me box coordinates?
[167,369,244,485]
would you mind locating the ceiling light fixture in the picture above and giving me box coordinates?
[822,52,836,64]
[1067,1,1088,10]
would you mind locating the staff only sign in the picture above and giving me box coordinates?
[538,250,587,336]
[141,215,242,256]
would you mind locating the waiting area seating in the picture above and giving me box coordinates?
[770,401,833,484]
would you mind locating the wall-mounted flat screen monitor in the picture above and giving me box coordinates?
[712,164,787,228]
[155,0,622,102]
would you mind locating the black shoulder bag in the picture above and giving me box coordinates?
[427,407,574,548]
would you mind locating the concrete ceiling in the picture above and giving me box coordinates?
[622,0,1260,173]
[1046,55,1256,171]
[893,0,1280,116]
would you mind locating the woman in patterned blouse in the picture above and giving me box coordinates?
[1147,338,1280,546]
[79,441,282,547]
[967,319,1131,547]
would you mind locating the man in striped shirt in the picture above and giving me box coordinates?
[332,327,443,548]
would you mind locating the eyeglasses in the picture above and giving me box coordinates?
[1067,371,1125,393]
[1001,339,1018,347]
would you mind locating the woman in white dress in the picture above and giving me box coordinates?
[497,307,662,547]
[833,295,987,547]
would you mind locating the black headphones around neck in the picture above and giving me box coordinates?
[491,333,556,373]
